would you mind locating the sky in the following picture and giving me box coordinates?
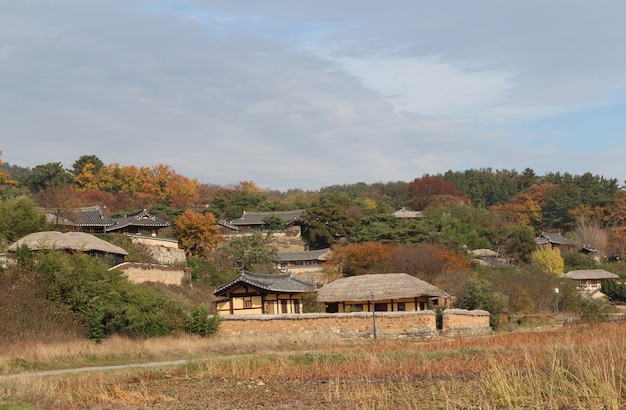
[2,1,626,191]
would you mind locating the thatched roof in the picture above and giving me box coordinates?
[471,249,498,258]
[7,231,128,256]
[563,269,618,280]
[317,273,449,303]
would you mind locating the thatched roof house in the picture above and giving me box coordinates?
[563,269,618,298]
[7,231,128,265]
[317,273,450,313]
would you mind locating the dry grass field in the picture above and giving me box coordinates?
[1,322,625,409]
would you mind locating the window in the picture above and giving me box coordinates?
[397,302,406,311]
[243,299,252,309]
[281,300,288,314]
[293,300,300,314]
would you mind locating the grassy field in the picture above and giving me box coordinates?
[1,322,625,409]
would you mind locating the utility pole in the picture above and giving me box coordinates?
[370,291,377,340]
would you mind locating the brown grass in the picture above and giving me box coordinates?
[1,323,625,409]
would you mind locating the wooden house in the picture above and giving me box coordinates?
[105,209,169,237]
[536,232,578,250]
[317,273,450,313]
[227,210,304,234]
[213,270,316,315]
[563,269,618,297]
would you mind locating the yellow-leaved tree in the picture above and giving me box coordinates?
[174,210,223,259]
[531,247,564,275]
[0,151,18,186]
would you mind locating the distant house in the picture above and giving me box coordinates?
[213,270,316,315]
[43,206,169,237]
[7,231,128,265]
[392,207,423,219]
[563,269,619,298]
[105,209,169,237]
[227,210,304,234]
[317,273,450,314]
[41,205,117,233]
[277,248,331,273]
[536,232,578,250]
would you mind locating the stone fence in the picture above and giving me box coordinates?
[217,308,490,339]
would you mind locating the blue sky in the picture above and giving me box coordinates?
[2,1,625,190]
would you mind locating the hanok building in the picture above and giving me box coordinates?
[105,209,169,237]
[227,209,304,234]
[535,232,578,250]
[277,248,331,274]
[317,273,450,313]
[213,270,316,315]
[563,269,619,298]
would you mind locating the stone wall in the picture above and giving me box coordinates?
[217,309,490,339]
[115,262,191,287]
[441,308,491,336]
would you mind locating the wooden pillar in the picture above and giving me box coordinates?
[228,292,234,314]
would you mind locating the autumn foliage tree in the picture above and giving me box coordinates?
[174,211,223,259]
[531,247,564,275]
[324,242,395,278]
[405,176,460,210]
[0,151,18,187]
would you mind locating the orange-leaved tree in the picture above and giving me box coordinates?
[174,210,224,259]
[324,242,395,279]
[0,151,18,186]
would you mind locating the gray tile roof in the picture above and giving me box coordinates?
[66,206,117,228]
[536,232,577,245]
[229,210,304,226]
[107,209,169,231]
[278,248,331,262]
[214,270,316,295]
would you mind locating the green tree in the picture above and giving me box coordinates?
[71,154,105,177]
[455,278,508,329]
[301,193,358,249]
[0,196,51,243]
[25,162,73,192]
[217,232,278,273]
[263,215,285,231]
[184,304,220,336]
[501,224,536,263]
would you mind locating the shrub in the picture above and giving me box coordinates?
[184,304,220,336]
[455,279,508,329]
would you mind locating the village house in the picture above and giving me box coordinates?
[7,231,128,265]
[277,248,331,274]
[226,209,304,235]
[392,207,423,219]
[316,273,450,313]
[213,270,316,315]
[562,269,619,298]
[43,205,169,237]
[535,232,578,250]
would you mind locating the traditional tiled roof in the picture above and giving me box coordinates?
[213,270,316,295]
[278,248,331,262]
[107,209,169,232]
[536,232,577,246]
[72,206,118,228]
[229,210,304,226]
[563,269,619,281]
[317,273,449,303]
